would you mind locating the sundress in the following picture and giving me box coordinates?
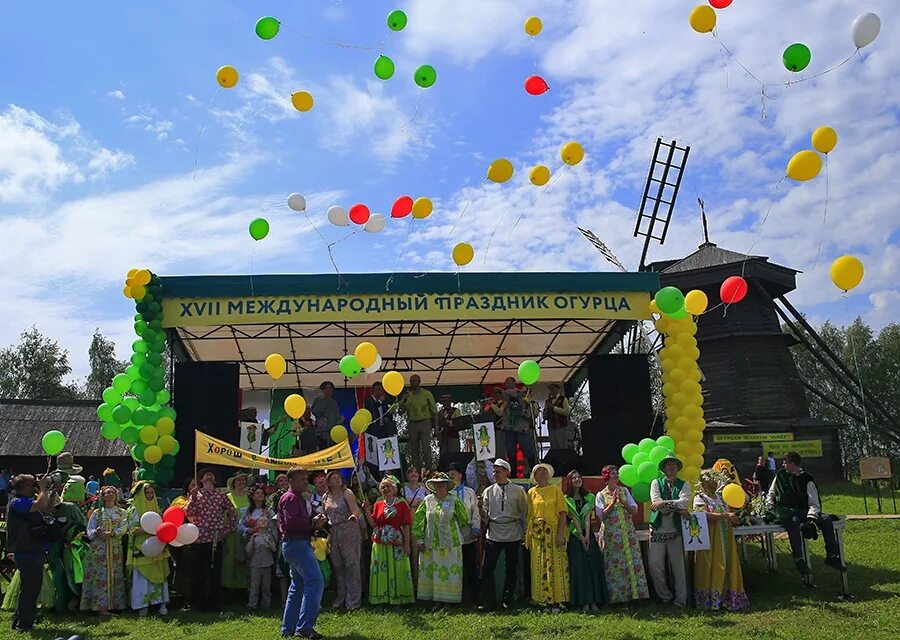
[413,494,468,603]
[80,506,128,611]
[565,493,608,607]
[693,493,750,611]
[598,486,649,604]
[221,492,249,589]
[525,484,569,605]
[369,498,414,605]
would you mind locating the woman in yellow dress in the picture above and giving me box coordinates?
[693,469,749,611]
[525,463,569,611]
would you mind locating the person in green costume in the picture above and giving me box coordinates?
[563,470,608,611]
[222,471,250,590]
[48,475,88,612]
[127,481,170,616]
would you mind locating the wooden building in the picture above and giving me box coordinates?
[0,399,133,481]
[649,243,843,481]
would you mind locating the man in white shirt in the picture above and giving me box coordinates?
[766,451,843,574]
[448,462,480,603]
[478,459,527,611]
[648,456,691,608]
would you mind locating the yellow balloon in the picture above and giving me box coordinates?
[689,5,717,34]
[680,465,700,482]
[216,65,239,89]
[412,197,433,219]
[330,425,348,443]
[684,289,708,315]
[140,425,159,445]
[265,353,287,380]
[134,269,151,286]
[123,285,133,299]
[312,537,327,561]
[156,416,175,436]
[487,158,514,183]
[811,126,837,154]
[355,342,378,369]
[144,445,163,465]
[452,242,474,267]
[284,393,307,420]
[560,141,584,166]
[158,435,177,455]
[649,300,659,315]
[529,164,551,186]
[524,16,543,36]
[127,268,139,278]
[786,149,822,182]
[291,91,314,112]
[722,483,746,509]
[129,285,146,300]
[350,409,373,434]
[830,255,864,292]
[382,370,405,396]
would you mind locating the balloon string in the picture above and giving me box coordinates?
[249,243,256,297]
[385,217,416,292]
[507,165,568,239]
[740,175,786,282]
[301,208,346,289]
[193,86,221,181]
[282,24,386,51]
[230,102,276,137]
[811,155,830,272]
[400,89,423,145]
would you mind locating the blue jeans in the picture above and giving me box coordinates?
[505,430,536,478]
[281,539,324,636]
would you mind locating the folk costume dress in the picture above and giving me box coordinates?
[692,492,749,611]
[596,486,649,603]
[221,491,249,589]
[369,498,415,605]
[525,484,570,606]
[565,492,609,607]
[126,485,171,610]
[80,506,128,611]
[412,493,469,603]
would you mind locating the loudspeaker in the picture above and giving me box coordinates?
[437,452,475,473]
[587,354,652,417]
[541,448,584,477]
[173,362,240,484]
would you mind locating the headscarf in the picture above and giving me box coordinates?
[127,480,170,584]
[131,481,160,516]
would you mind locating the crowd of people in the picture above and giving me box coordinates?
[3,447,845,637]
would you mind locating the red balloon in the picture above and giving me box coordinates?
[391,195,413,218]
[348,203,370,225]
[157,521,178,544]
[720,276,748,304]
[709,0,733,8]
[524,75,550,96]
[163,506,185,526]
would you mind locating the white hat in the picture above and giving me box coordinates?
[491,458,511,472]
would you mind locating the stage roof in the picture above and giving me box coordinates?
[161,271,659,391]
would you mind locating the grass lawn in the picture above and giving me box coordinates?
[3,483,899,640]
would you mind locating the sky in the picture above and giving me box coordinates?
[0,0,898,380]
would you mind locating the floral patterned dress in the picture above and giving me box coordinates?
[80,506,128,611]
[369,498,414,605]
[413,494,468,603]
[693,493,750,611]
[596,486,649,604]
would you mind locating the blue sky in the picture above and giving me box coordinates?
[0,0,898,378]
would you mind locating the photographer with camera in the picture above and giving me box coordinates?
[6,473,53,632]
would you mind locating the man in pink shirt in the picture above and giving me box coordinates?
[279,467,327,639]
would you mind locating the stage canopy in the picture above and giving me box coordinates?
[161,271,659,393]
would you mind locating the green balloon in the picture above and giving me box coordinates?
[102,386,121,405]
[157,389,171,405]
[654,286,685,315]
[147,352,163,367]
[100,422,122,441]
[374,55,395,80]
[150,340,166,354]
[631,451,649,468]
[619,464,638,487]
[621,442,639,464]
[131,352,147,367]
[638,461,658,483]
[131,443,148,462]
[148,302,161,314]
[123,396,140,412]
[126,365,141,380]
[133,339,148,354]
[142,328,157,343]
[41,430,66,456]
[159,406,177,421]
[517,360,541,385]
[97,403,114,422]
[139,389,157,407]
[112,373,131,393]
[143,293,155,304]
[134,321,147,336]
[387,10,408,31]
[131,379,148,395]
[171,439,180,456]
[668,307,689,320]
[249,217,270,241]
[139,363,156,380]
[255,16,280,40]
[339,354,361,378]
[783,43,811,72]
[649,445,670,465]
[149,376,165,393]
[149,318,162,331]
[638,437,656,454]
[121,426,140,445]
[631,482,651,503]
[112,405,132,425]
[414,64,437,88]
[656,435,675,451]
[160,454,176,469]
[133,408,151,426]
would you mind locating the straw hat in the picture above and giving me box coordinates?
[226,471,251,492]
[425,472,452,493]
[54,452,83,476]
[529,463,555,484]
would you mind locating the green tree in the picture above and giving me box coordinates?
[84,329,128,400]
[0,326,81,399]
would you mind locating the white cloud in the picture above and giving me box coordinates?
[106,90,126,101]
[87,147,135,177]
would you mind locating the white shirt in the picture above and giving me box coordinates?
[594,487,638,522]
[452,483,480,544]
[649,478,692,533]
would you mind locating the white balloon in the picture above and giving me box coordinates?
[852,13,881,49]
[287,193,307,212]
[141,536,166,558]
[140,511,161,535]
[169,540,184,548]
[327,206,349,227]
[364,213,385,233]
[175,522,200,545]
[365,354,382,374]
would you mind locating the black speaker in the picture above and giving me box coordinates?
[587,354,652,417]
[541,448,584,477]
[437,452,475,473]
[173,362,240,484]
